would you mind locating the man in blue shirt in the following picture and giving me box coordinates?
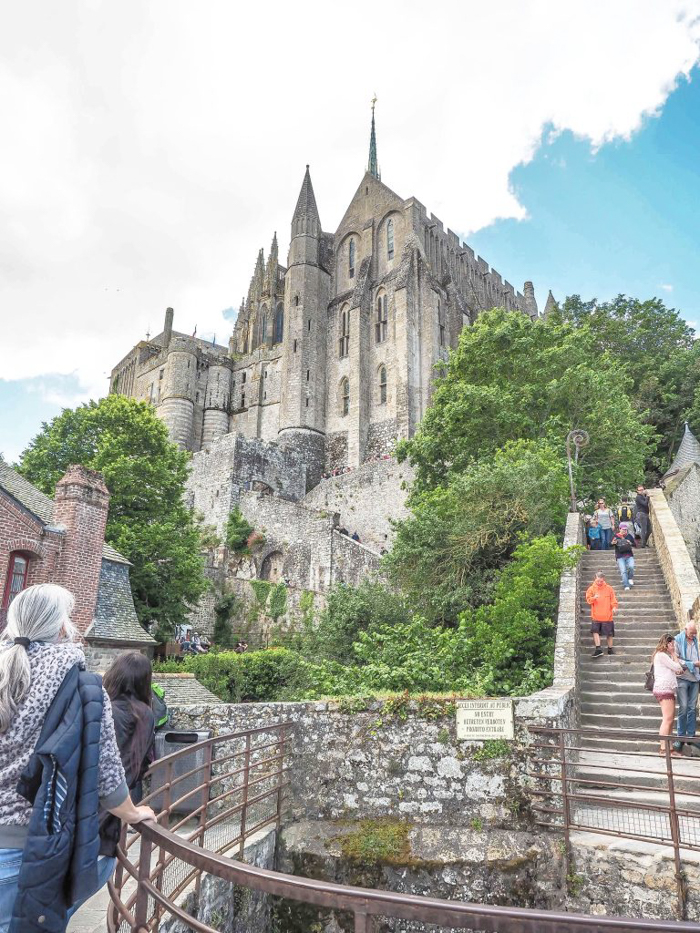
[674,620,700,754]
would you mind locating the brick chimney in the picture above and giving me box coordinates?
[52,465,110,636]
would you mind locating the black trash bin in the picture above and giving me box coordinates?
[148,729,212,816]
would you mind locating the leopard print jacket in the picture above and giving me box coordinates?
[0,642,126,832]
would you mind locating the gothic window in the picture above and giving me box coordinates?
[438,298,446,347]
[375,294,388,343]
[338,307,350,358]
[379,365,387,404]
[341,378,350,417]
[258,306,268,347]
[241,392,246,408]
[274,304,284,344]
[2,553,29,610]
[387,219,394,260]
[348,238,356,279]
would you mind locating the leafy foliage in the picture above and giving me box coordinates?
[17,395,207,639]
[213,594,238,649]
[386,440,568,622]
[558,294,700,479]
[268,583,288,622]
[225,508,254,553]
[397,307,652,502]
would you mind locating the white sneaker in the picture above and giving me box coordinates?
[625,586,630,591]
[629,579,634,587]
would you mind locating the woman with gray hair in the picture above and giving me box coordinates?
[0,583,155,932]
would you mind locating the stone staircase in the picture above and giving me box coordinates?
[578,546,676,754]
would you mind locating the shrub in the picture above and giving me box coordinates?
[225,509,254,553]
[213,593,238,649]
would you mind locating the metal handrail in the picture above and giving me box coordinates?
[108,723,700,933]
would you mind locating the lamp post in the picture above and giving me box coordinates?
[566,429,590,513]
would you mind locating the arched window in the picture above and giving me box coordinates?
[2,553,29,610]
[258,307,268,347]
[379,366,387,404]
[274,304,284,344]
[387,219,394,260]
[341,378,350,416]
[338,306,350,358]
[348,238,356,279]
[375,294,388,343]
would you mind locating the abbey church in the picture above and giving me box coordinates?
[110,114,546,638]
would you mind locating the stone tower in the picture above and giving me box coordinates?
[278,166,331,488]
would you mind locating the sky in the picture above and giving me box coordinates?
[2,1,700,463]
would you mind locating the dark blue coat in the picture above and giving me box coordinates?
[10,665,104,933]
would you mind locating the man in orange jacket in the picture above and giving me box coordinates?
[586,571,619,658]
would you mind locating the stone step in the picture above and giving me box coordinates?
[580,684,660,698]
[580,713,661,731]
[581,699,659,714]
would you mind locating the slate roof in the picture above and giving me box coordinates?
[0,458,130,564]
[90,559,156,645]
[152,673,221,705]
[664,422,700,480]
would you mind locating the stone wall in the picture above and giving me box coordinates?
[650,487,700,627]
[185,433,308,537]
[514,511,582,728]
[302,457,414,551]
[664,463,700,572]
[84,642,153,672]
[169,700,525,829]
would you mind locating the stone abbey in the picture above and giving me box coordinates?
[110,114,542,485]
[109,115,546,636]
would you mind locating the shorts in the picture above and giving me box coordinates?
[654,692,676,702]
[590,621,614,637]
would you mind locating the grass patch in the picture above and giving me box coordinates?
[334,819,412,868]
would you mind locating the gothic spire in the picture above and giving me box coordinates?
[292,165,320,237]
[368,95,380,180]
[664,422,700,478]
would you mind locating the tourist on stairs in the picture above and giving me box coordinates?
[652,633,684,757]
[585,571,618,658]
[587,516,603,550]
[593,498,615,550]
[612,522,636,591]
[673,619,700,756]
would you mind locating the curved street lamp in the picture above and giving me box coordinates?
[566,429,590,513]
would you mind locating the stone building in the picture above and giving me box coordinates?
[663,421,700,572]
[108,114,544,639]
[0,458,155,666]
[110,114,539,480]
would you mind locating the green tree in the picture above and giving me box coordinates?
[386,440,569,623]
[558,294,700,478]
[397,307,652,501]
[18,395,208,639]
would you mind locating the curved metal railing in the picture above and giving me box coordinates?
[108,724,700,933]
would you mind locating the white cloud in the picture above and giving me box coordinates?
[0,0,699,398]
[660,283,675,292]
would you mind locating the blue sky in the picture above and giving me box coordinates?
[468,71,700,330]
[1,3,700,464]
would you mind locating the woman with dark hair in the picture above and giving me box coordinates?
[98,652,156,859]
[652,633,684,757]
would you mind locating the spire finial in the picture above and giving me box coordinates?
[368,94,380,180]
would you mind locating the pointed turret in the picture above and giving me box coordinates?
[664,422,700,479]
[292,165,321,239]
[265,232,279,295]
[543,290,557,317]
[368,95,380,179]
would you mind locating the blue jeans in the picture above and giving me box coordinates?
[600,527,613,549]
[677,678,700,741]
[0,849,115,932]
[617,555,634,587]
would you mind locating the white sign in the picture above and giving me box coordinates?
[456,699,514,741]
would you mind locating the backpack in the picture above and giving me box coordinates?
[618,505,634,522]
[152,683,169,729]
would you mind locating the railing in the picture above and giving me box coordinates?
[529,725,700,920]
[107,724,700,933]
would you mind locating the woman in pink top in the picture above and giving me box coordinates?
[652,633,684,756]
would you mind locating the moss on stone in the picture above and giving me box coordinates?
[333,819,412,868]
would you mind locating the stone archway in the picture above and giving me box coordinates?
[259,550,285,583]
